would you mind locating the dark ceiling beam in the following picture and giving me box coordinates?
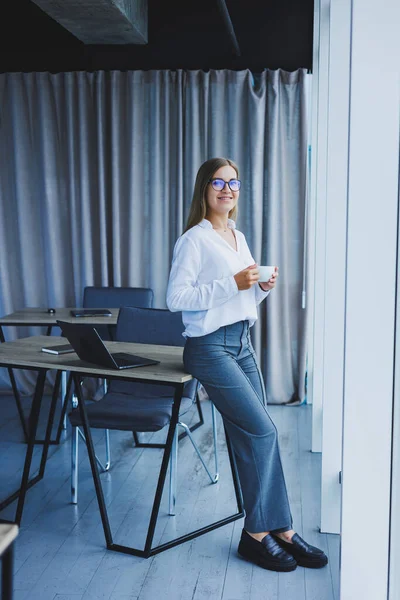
[216,0,241,57]
[30,0,148,44]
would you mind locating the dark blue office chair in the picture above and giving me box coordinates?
[82,286,205,456]
[83,286,154,340]
[71,286,154,472]
[68,307,219,516]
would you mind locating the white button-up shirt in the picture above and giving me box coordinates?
[166,218,270,337]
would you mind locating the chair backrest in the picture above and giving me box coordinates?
[83,287,154,340]
[83,287,154,309]
[110,306,197,400]
[115,306,185,347]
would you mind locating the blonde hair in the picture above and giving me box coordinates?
[184,157,239,233]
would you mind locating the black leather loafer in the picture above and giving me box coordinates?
[271,533,328,569]
[238,530,297,572]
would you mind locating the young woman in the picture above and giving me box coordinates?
[166,157,327,572]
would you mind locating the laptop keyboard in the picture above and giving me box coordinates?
[112,352,140,366]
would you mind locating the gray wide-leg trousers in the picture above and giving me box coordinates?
[183,320,293,533]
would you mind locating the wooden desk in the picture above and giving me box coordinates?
[0,336,244,557]
[0,524,18,600]
[0,308,120,440]
[0,335,188,382]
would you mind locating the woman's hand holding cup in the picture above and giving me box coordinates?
[234,264,260,290]
[258,266,279,291]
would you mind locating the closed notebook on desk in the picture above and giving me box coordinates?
[56,320,159,370]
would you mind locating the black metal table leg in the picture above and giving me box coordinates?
[142,383,184,555]
[36,371,62,477]
[34,326,68,445]
[0,369,54,519]
[14,370,47,524]
[0,323,68,446]
[0,370,69,514]
[34,370,72,445]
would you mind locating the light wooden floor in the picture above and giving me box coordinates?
[0,392,340,600]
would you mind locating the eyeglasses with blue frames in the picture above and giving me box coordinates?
[208,178,241,192]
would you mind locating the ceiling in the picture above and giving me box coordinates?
[0,0,314,73]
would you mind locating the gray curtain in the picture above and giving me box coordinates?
[0,69,308,403]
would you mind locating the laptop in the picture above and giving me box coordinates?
[70,309,112,317]
[57,320,160,370]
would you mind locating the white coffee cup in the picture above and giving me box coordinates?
[258,265,275,282]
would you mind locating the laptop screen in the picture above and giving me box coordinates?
[56,321,115,368]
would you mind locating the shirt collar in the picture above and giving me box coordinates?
[199,218,236,230]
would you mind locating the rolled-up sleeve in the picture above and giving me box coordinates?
[166,236,239,312]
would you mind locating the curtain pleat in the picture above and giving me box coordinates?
[0,69,309,403]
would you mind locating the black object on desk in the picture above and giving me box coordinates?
[41,343,74,355]
[70,309,112,317]
[57,320,160,369]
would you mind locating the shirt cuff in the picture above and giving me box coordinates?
[255,283,271,304]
